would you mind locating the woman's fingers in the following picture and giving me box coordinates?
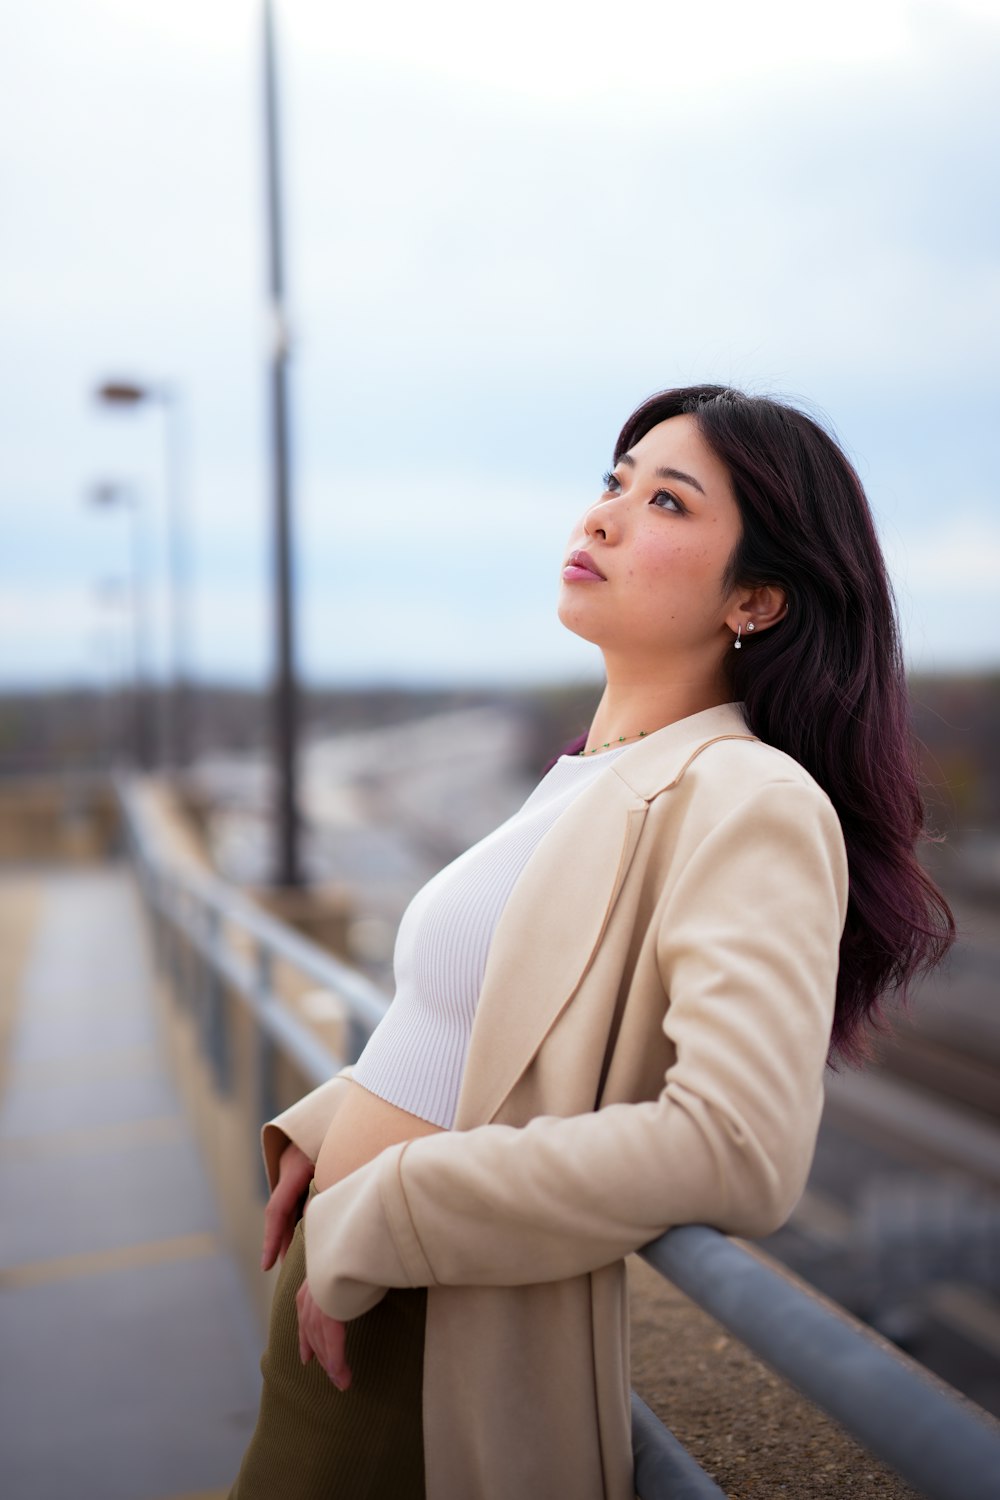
[263,1208,300,1270]
[319,1318,351,1391]
[260,1209,289,1271]
[261,1143,315,1271]
[296,1282,313,1365]
[261,1186,291,1269]
[296,1280,352,1390]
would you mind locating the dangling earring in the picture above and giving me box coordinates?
[734,624,743,650]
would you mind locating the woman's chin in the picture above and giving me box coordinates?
[556,598,605,647]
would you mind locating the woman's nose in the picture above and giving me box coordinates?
[584,499,617,542]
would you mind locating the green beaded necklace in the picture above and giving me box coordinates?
[578,730,649,756]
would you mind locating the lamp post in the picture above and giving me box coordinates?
[262,0,302,887]
[94,379,190,769]
[87,484,155,770]
[92,579,132,769]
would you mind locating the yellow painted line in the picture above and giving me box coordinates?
[0,1231,221,1289]
[0,1114,185,1159]
[8,1046,160,1087]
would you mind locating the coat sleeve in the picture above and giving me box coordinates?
[303,779,849,1320]
[260,1065,356,1195]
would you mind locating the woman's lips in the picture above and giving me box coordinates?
[563,549,606,582]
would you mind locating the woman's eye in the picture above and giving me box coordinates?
[601,470,620,494]
[651,489,685,514]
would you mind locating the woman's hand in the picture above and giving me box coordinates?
[296,1278,352,1390]
[260,1140,314,1271]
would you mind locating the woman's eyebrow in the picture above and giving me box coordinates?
[618,452,706,495]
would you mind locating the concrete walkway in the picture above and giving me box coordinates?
[0,864,262,1500]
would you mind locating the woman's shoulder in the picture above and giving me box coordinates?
[660,737,846,884]
[611,711,845,858]
[685,732,828,797]
[610,703,833,812]
[629,730,847,907]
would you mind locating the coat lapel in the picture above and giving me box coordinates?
[454,769,648,1129]
[453,702,757,1129]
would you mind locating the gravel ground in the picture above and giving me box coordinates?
[628,1253,925,1499]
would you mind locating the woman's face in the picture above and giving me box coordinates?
[557,413,745,666]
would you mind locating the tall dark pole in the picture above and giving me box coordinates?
[263,0,302,887]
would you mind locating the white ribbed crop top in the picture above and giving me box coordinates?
[350,744,628,1129]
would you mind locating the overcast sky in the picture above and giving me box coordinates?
[2,0,998,691]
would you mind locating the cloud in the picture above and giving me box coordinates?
[2,0,999,684]
[884,514,1000,592]
[92,0,986,103]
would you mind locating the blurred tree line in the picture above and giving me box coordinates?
[0,673,997,839]
[909,674,1000,837]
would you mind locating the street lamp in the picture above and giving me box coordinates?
[86,482,155,770]
[91,578,133,769]
[93,378,190,769]
[262,0,302,887]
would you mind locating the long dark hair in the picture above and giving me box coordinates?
[610,383,955,1068]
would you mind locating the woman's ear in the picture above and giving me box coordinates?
[726,584,788,638]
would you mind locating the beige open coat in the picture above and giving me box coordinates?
[260,701,849,1500]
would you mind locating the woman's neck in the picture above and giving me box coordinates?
[583,662,732,756]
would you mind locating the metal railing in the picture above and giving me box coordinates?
[635,1233,1000,1500]
[120,782,1000,1500]
[120,782,383,1171]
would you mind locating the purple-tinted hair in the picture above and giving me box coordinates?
[604,384,955,1068]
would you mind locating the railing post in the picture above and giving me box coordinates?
[168,882,186,1010]
[254,944,279,1200]
[149,867,167,974]
[200,905,230,1093]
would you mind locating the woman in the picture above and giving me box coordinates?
[228,385,954,1500]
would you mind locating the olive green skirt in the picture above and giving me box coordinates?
[228,1179,426,1499]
